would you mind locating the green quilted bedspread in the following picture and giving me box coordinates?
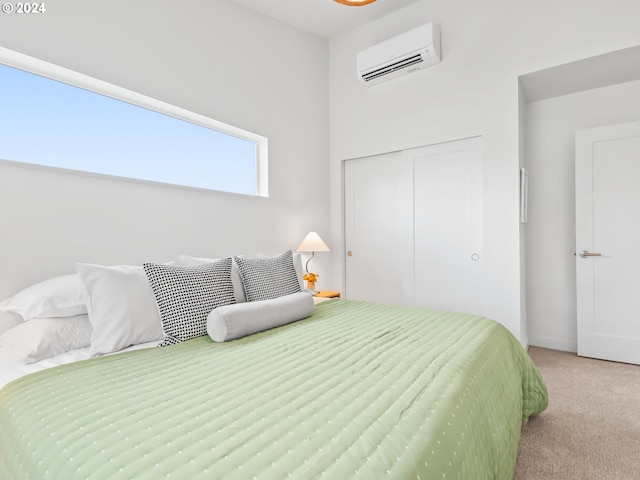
[0,299,547,480]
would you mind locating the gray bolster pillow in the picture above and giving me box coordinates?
[207,292,314,342]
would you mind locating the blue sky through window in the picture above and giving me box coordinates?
[0,63,257,195]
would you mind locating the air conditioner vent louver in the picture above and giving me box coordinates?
[362,54,424,82]
[357,22,440,86]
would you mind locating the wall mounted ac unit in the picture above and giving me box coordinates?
[357,22,440,86]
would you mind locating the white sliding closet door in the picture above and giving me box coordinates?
[408,137,483,313]
[344,152,413,304]
[344,136,483,314]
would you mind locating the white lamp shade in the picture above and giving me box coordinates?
[295,232,330,252]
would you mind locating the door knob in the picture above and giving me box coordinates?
[347,251,353,257]
[579,250,602,258]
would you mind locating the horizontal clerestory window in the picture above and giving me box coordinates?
[0,48,268,197]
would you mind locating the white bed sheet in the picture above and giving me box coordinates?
[0,341,159,390]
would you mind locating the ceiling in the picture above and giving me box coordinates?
[230,0,419,39]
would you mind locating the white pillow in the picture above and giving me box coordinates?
[178,254,247,303]
[75,263,164,355]
[0,274,87,321]
[0,313,22,336]
[0,315,92,363]
[207,291,314,342]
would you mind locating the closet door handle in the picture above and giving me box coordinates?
[579,250,602,258]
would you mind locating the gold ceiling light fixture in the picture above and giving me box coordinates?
[334,0,377,6]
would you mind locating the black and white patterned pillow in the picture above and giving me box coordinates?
[143,259,235,347]
[234,250,301,302]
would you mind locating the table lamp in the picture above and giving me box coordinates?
[295,232,330,291]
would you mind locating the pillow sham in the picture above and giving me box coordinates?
[177,254,247,303]
[0,274,87,321]
[75,263,165,355]
[0,315,92,363]
[257,252,314,294]
[207,292,314,342]
[143,259,236,347]
[234,250,301,302]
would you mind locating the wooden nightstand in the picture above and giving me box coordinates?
[314,291,341,299]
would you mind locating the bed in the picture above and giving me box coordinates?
[0,252,548,480]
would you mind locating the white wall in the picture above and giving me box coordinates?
[0,1,330,304]
[328,0,640,342]
[525,79,640,352]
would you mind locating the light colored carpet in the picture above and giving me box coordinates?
[514,347,640,480]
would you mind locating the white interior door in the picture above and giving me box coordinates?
[344,152,413,304]
[408,137,483,313]
[575,121,640,365]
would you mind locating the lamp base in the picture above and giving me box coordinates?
[306,280,316,291]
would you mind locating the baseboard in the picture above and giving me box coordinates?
[528,335,577,353]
